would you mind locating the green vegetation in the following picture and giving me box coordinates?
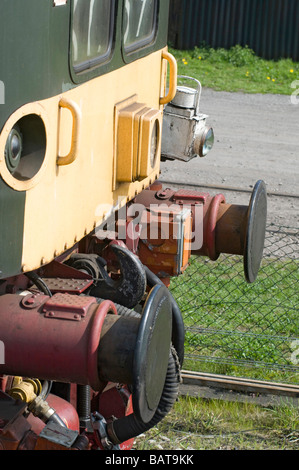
[138,254,298,451]
[142,45,299,451]
[169,45,299,95]
[135,395,299,450]
[170,255,299,384]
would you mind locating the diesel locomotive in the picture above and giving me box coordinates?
[0,0,267,450]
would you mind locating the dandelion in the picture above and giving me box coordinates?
[272,78,275,82]
[198,56,202,60]
[290,69,294,73]
[267,77,271,80]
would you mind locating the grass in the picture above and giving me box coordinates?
[139,46,299,451]
[134,395,299,450]
[134,254,299,451]
[169,44,299,95]
[135,254,298,451]
[170,255,299,384]
[164,52,299,381]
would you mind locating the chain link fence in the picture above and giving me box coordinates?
[170,223,299,384]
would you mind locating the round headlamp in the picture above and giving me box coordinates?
[194,126,214,158]
[5,126,23,174]
[202,127,214,157]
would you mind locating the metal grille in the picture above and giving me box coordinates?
[170,224,299,384]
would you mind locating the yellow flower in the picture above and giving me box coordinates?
[198,56,202,60]
[267,77,270,80]
[290,69,294,73]
[272,78,275,82]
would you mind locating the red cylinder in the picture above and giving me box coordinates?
[27,393,80,435]
[0,292,117,391]
[198,193,226,260]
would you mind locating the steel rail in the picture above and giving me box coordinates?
[181,370,299,397]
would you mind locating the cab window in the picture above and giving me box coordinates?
[72,0,114,72]
[123,0,157,52]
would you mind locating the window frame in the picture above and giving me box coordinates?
[121,0,159,63]
[68,0,164,84]
[70,0,116,76]
[122,0,158,54]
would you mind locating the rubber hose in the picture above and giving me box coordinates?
[25,272,52,297]
[143,266,185,366]
[111,302,141,319]
[107,348,179,445]
[40,380,52,400]
[99,299,180,446]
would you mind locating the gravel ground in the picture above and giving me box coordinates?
[160,88,299,228]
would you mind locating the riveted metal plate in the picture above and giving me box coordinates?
[172,188,209,203]
[42,292,96,321]
[41,277,93,294]
[21,293,47,309]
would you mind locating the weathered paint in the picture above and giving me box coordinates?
[0,49,169,273]
[0,0,171,278]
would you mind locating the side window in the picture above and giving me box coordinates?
[72,0,114,72]
[123,0,157,52]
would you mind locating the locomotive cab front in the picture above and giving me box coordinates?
[0,0,267,451]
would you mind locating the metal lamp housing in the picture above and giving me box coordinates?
[161,76,214,162]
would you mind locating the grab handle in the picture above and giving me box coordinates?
[57,97,81,166]
[160,51,177,105]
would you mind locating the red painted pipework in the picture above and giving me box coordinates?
[0,293,117,391]
[134,186,248,261]
[26,393,80,436]
[134,187,227,260]
[197,193,226,260]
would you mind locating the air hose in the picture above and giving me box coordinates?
[143,266,185,366]
[97,299,181,446]
[25,272,52,297]
[107,346,180,445]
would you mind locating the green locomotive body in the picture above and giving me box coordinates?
[0,0,266,451]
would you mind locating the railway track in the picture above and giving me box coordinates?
[181,370,299,398]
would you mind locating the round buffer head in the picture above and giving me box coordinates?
[244,180,267,283]
[132,284,172,424]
